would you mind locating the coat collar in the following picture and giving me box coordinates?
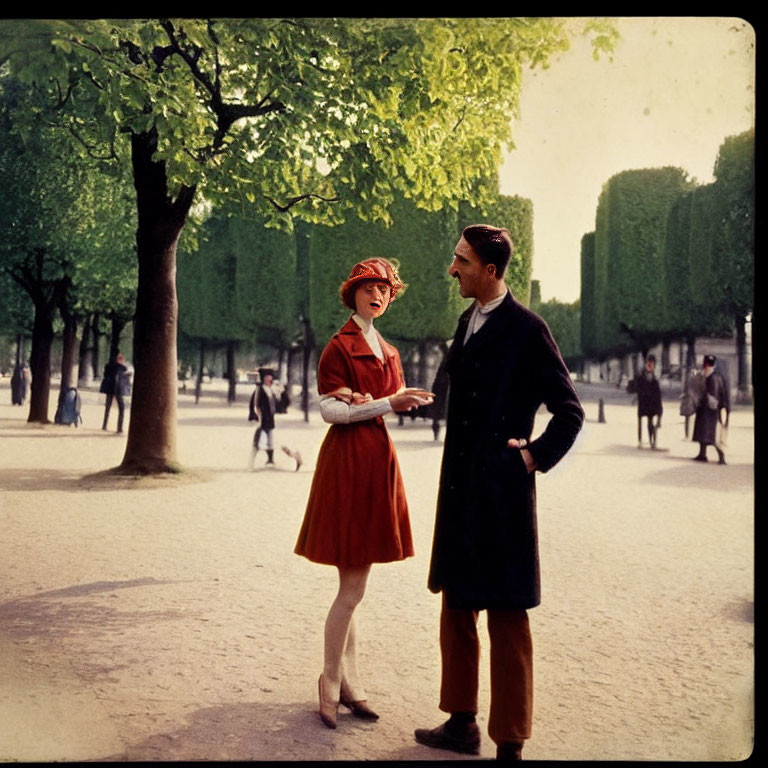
[449,290,521,361]
[335,316,397,360]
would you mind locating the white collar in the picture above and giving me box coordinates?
[352,313,374,334]
[475,289,508,315]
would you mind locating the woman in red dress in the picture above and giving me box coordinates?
[295,257,433,729]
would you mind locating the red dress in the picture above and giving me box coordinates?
[294,317,414,567]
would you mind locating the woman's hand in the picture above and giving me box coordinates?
[389,388,434,412]
[351,391,374,404]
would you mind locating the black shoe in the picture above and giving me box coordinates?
[693,455,708,462]
[414,721,481,755]
[497,741,524,760]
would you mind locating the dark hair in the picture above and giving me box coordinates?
[462,224,514,276]
[703,354,716,367]
[646,354,656,363]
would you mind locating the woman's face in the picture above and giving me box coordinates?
[354,280,391,320]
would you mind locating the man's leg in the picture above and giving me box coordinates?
[116,394,125,433]
[102,394,113,430]
[414,593,481,754]
[487,608,533,758]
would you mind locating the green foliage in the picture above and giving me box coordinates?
[579,232,597,357]
[0,18,610,229]
[178,211,298,347]
[712,128,754,319]
[308,194,462,348]
[0,269,33,337]
[536,298,581,364]
[529,279,542,310]
[458,195,534,305]
[0,81,89,306]
[593,167,695,352]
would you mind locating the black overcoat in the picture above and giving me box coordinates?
[692,371,729,444]
[634,372,663,418]
[427,292,584,610]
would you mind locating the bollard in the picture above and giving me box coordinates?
[598,398,606,423]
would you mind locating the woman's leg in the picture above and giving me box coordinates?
[322,565,371,702]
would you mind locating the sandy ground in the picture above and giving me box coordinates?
[0,377,754,762]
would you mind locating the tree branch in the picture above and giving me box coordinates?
[264,192,340,213]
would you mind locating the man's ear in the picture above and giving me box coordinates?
[486,263,497,279]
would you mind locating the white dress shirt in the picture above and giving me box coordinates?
[463,289,508,345]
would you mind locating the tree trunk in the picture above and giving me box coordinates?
[109,314,127,362]
[735,314,749,401]
[417,340,428,390]
[59,311,78,396]
[78,313,93,386]
[15,333,24,367]
[301,316,314,423]
[26,301,55,424]
[195,339,205,404]
[118,130,196,474]
[92,312,102,382]
[226,340,237,404]
[661,337,671,375]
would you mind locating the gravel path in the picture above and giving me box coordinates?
[0,378,753,761]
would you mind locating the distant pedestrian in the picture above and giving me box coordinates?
[692,354,730,464]
[679,368,701,438]
[100,352,128,433]
[631,354,663,448]
[250,368,278,467]
[10,362,27,405]
[294,257,433,730]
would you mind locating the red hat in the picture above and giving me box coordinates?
[338,258,405,310]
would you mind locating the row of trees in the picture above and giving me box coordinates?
[0,80,138,421]
[175,192,534,413]
[580,128,754,395]
[1,17,616,473]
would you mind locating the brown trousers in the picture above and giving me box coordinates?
[438,593,533,745]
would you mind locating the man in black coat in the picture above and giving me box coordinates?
[692,354,730,464]
[101,352,128,433]
[631,353,663,449]
[250,368,278,467]
[414,224,584,760]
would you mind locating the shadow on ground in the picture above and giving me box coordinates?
[95,700,471,762]
[0,578,187,642]
[0,468,211,492]
[639,461,753,490]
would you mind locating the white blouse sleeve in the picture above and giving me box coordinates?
[319,394,393,424]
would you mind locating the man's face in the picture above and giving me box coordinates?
[448,236,492,299]
[263,374,274,386]
[645,359,655,373]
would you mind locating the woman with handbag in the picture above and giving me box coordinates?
[692,354,730,464]
[294,257,433,729]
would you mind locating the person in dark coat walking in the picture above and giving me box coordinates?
[414,224,584,761]
[692,354,730,464]
[100,353,128,433]
[631,353,663,448]
[250,368,279,467]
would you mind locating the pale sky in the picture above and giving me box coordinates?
[499,16,755,303]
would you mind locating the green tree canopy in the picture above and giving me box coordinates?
[1,17,614,471]
[594,167,695,354]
